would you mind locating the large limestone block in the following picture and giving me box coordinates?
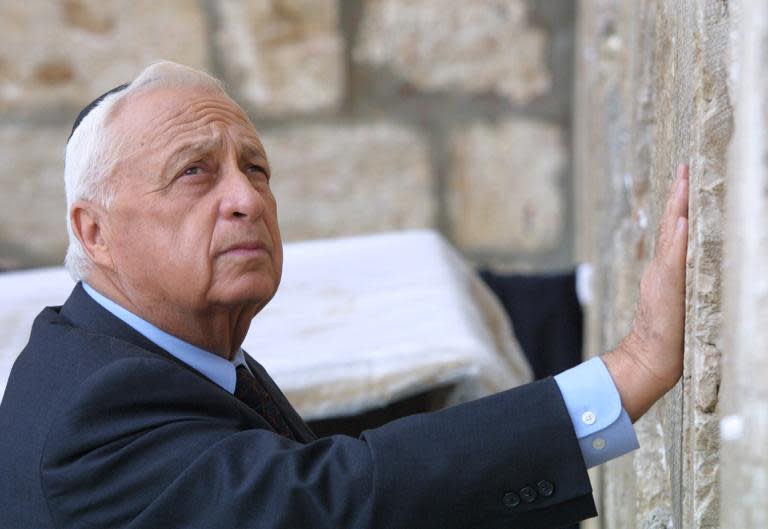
[575,0,729,527]
[447,119,565,254]
[0,0,207,112]
[355,0,550,104]
[720,0,768,526]
[261,123,435,241]
[214,0,344,114]
[0,125,69,266]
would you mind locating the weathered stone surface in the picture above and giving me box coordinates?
[0,125,69,266]
[720,1,768,526]
[214,0,344,114]
[0,0,576,275]
[447,119,564,254]
[260,123,435,241]
[575,0,730,527]
[0,0,207,111]
[355,0,550,104]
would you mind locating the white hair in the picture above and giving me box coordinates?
[64,61,227,280]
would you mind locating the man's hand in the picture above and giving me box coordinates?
[602,164,690,422]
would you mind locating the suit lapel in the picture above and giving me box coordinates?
[58,283,244,400]
[59,283,202,373]
[60,283,316,443]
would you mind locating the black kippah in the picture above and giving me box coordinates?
[67,82,130,142]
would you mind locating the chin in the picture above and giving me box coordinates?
[212,273,279,309]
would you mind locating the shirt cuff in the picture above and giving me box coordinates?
[554,356,640,468]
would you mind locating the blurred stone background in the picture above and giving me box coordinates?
[0,0,576,273]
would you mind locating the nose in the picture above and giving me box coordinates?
[219,162,267,220]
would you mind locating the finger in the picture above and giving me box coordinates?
[665,173,690,246]
[657,164,690,256]
[671,164,689,220]
[664,216,689,285]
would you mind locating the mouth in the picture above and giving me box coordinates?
[220,240,270,258]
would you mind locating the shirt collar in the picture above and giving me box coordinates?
[82,282,245,394]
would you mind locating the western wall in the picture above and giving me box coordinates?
[576,1,765,526]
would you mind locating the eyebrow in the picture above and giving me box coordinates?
[240,143,269,168]
[159,136,270,180]
[159,137,224,180]
[167,138,222,166]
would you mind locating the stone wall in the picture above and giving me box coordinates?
[720,1,768,526]
[577,0,766,527]
[0,0,576,273]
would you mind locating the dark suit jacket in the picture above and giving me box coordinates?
[0,283,597,529]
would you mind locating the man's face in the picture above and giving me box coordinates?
[103,86,282,317]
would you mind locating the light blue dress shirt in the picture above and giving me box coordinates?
[555,357,640,467]
[83,282,638,467]
[83,283,250,393]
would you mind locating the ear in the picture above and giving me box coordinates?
[70,200,115,272]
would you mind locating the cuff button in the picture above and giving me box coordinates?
[519,486,537,503]
[537,479,555,497]
[503,492,521,509]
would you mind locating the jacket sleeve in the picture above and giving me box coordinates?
[40,356,596,529]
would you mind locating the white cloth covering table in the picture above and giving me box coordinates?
[0,230,531,418]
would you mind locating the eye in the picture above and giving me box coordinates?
[179,163,213,180]
[246,164,270,180]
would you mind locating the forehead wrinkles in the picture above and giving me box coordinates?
[110,90,265,177]
[147,98,257,147]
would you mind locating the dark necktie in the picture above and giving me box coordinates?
[234,365,296,440]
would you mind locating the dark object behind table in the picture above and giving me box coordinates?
[479,269,583,381]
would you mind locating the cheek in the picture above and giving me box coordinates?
[110,210,156,257]
[113,221,172,278]
[111,204,213,275]
[170,211,220,275]
[266,199,282,271]
[273,248,283,287]
[264,193,281,237]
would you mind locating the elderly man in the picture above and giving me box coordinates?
[0,62,689,529]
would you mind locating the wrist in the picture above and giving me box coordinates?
[602,334,671,422]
